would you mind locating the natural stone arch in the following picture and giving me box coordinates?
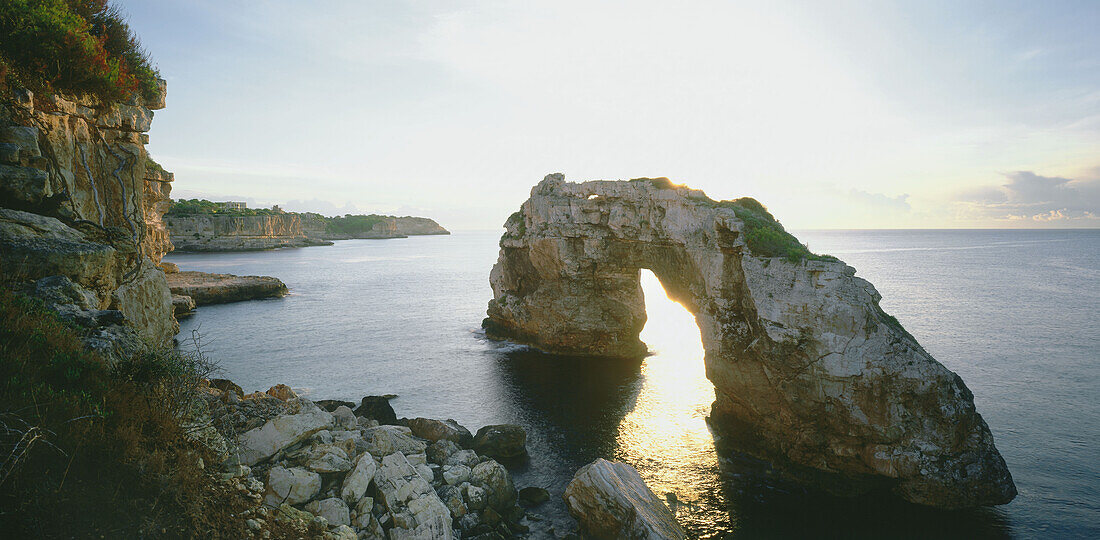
[484,174,1016,509]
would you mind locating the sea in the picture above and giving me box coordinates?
[164,229,1100,539]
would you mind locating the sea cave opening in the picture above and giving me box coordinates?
[613,269,723,527]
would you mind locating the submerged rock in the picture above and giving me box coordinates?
[484,174,1016,508]
[563,459,685,540]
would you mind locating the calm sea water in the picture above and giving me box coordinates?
[165,229,1100,539]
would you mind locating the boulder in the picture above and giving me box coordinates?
[374,452,452,539]
[171,294,196,317]
[445,449,480,469]
[236,405,334,465]
[469,460,516,512]
[472,424,527,459]
[332,405,357,430]
[563,459,684,540]
[443,464,471,486]
[304,445,352,474]
[209,378,244,397]
[341,452,378,504]
[360,425,426,458]
[266,384,297,401]
[264,466,322,506]
[354,396,397,424]
[426,439,460,465]
[303,497,350,527]
[407,417,473,447]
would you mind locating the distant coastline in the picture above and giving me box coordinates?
[165,199,449,252]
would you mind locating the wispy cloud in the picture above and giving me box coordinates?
[848,189,911,211]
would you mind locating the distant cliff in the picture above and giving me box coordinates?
[395,216,450,235]
[166,213,332,251]
[166,205,449,250]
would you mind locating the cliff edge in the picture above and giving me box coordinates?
[0,84,177,348]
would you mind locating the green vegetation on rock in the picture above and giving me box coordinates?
[717,197,838,263]
[324,214,390,236]
[166,198,276,217]
[0,0,161,102]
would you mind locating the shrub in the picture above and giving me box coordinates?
[716,197,839,263]
[166,198,275,217]
[324,214,389,235]
[0,0,160,102]
[0,289,249,537]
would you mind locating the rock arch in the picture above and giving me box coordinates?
[484,174,1016,508]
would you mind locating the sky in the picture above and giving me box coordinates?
[121,0,1100,230]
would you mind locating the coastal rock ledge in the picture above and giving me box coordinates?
[483,174,1016,509]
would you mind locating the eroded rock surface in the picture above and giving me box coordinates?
[0,87,177,346]
[484,174,1016,508]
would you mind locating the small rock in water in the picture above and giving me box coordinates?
[518,486,550,506]
[472,424,527,459]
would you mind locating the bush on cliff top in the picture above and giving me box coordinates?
[167,198,276,217]
[717,197,838,263]
[0,0,160,102]
[324,213,391,235]
[0,289,250,537]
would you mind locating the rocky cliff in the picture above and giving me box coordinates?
[166,213,332,251]
[395,216,449,236]
[0,85,177,347]
[167,211,449,248]
[484,174,1016,509]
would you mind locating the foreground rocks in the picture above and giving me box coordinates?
[202,381,559,539]
[564,459,685,540]
[166,270,288,305]
[484,174,1016,509]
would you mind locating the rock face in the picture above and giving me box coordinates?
[166,270,288,305]
[484,174,1016,509]
[166,213,333,251]
[0,87,176,347]
[394,217,450,236]
[564,459,685,540]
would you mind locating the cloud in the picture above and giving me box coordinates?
[848,189,911,211]
[955,170,1100,223]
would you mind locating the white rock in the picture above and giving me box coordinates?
[442,464,470,486]
[341,451,378,504]
[303,497,350,527]
[360,425,427,457]
[563,459,685,539]
[264,466,321,506]
[237,406,334,465]
[374,452,452,539]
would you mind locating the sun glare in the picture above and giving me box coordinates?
[614,270,723,528]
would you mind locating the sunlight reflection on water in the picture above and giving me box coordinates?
[614,270,729,531]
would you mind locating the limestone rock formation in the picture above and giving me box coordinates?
[394,216,450,236]
[166,213,333,251]
[484,174,1016,508]
[564,459,685,540]
[166,270,288,305]
[1,86,177,346]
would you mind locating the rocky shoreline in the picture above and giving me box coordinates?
[166,269,288,307]
[200,380,678,539]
